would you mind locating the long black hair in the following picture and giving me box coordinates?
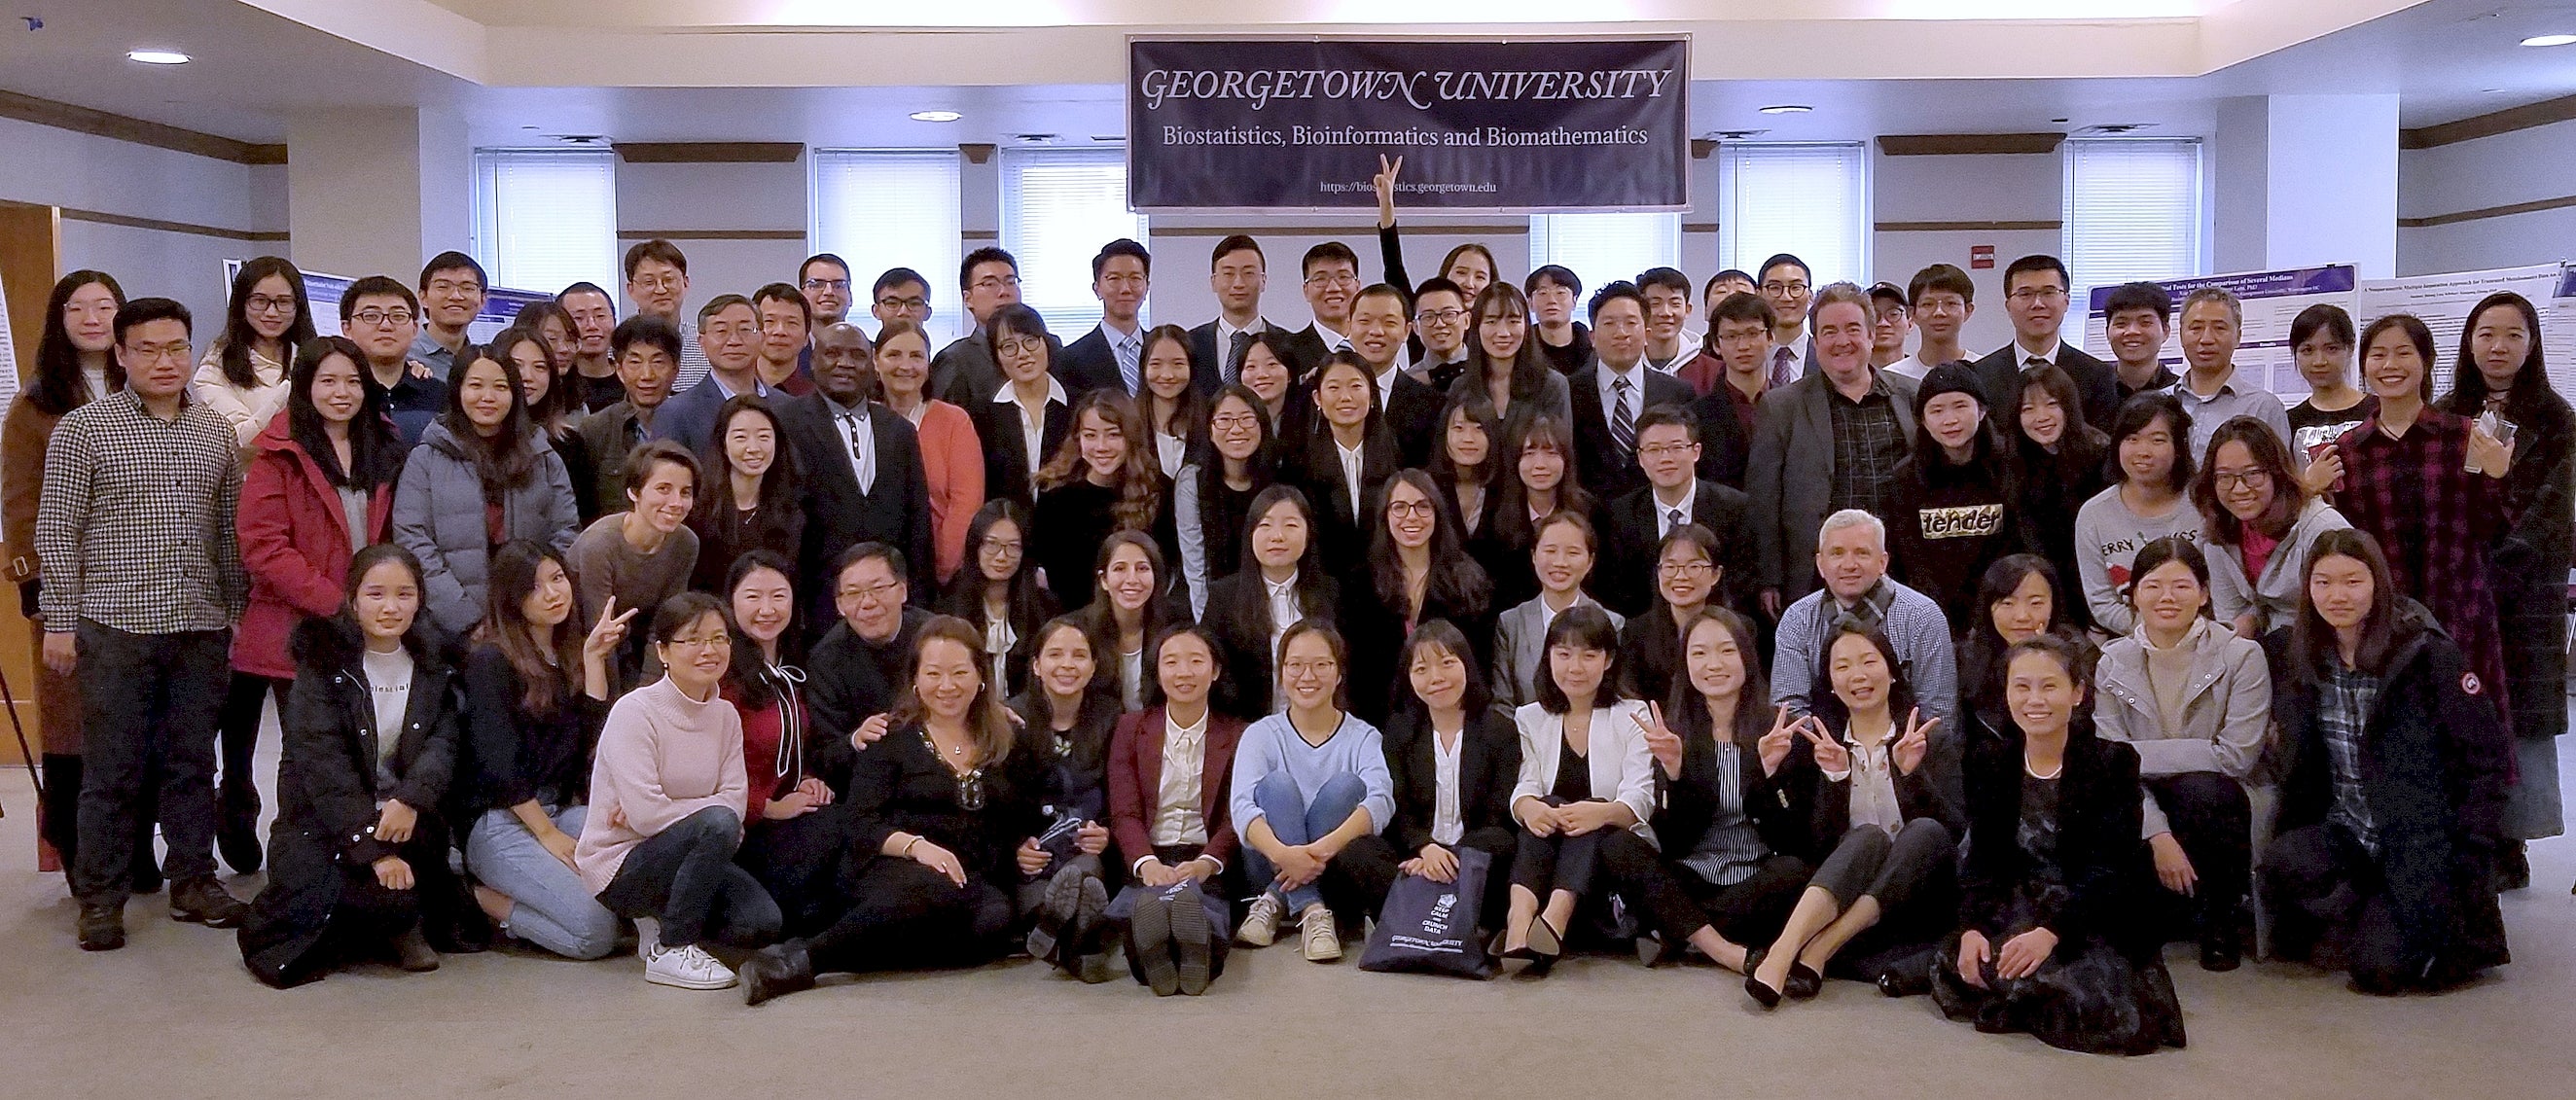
[27,270,125,416]
[1464,282,1555,408]
[694,394,801,522]
[1809,621,1918,736]
[1956,553,2082,729]
[286,336,405,491]
[1397,618,1493,721]
[439,342,541,495]
[215,256,315,390]
[2439,291,2569,435]
[338,543,443,666]
[722,549,800,711]
[1368,468,1493,622]
[1232,483,1333,641]
[1664,607,1771,752]
[940,498,1054,648]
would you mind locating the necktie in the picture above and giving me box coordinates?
[1610,375,1636,458]
[1226,331,1253,385]
[1117,334,1141,395]
[1666,507,1684,534]
[1771,346,1798,389]
[2024,354,2049,373]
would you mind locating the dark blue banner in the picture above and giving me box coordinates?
[1127,37,1690,213]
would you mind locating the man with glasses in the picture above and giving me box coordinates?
[2168,286,2292,457]
[1868,282,1915,373]
[1406,276,1472,392]
[1570,281,1690,501]
[1687,292,1775,489]
[411,251,485,381]
[556,281,624,411]
[774,322,934,632]
[625,239,710,392]
[798,254,855,330]
[1281,242,1362,378]
[805,543,935,783]
[37,298,251,950]
[931,247,1055,408]
[650,295,770,451]
[1638,267,1700,374]
[1757,254,1816,385]
[1969,254,2118,434]
[1885,264,1976,385]
[1187,234,1290,394]
[1348,283,1443,469]
[869,266,935,334]
[1058,238,1152,399]
[752,282,814,397]
[1600,406,1755,617]
[341,276,447,444]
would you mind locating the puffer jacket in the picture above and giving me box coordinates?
[233,415,395,680]
[391,419,580,635]
[2094,616,2271,837]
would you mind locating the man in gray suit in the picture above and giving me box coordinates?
[1746,283,1919,617]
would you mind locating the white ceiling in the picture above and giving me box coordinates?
[0,0,2568,147]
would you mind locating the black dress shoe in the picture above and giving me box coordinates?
[169,875,247,929]
[77,903,125,952]
[391,926,442,973]
[1878,968,1931,998]
[2497,839,2530,892]
[1785,962,1824,1000]
[741,943,816,1007]
[1743,969,1783,1009]
[2200,928,2243,972]
[216,805,264,876]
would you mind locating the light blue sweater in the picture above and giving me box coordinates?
[1229,712,1396,837]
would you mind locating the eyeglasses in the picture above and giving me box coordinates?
[996,337,1046,358]
[803,277,852,292]
[1210,411,1262,431]
[1097,273,1146,289]
[970,274,1020,293]
[244,295,296,315]
[877,296,929,313]
[1386,500,1437,518]
[121,339,193,364]
[839,580,905,604]
[662,632,732,650]
[1415,308,1465,325]
[633,275,684,293]
[1304,273,1359,289]
[1281,658,1339,678]
[1637,442,1698,458]
[2007,287,2068,304]
[2213,469,2272,489]
[1659,560,1716,578]
[980,539,1023,556]
[1761,281,1810,296]
[348,308,415,328]
[427,279,483,298]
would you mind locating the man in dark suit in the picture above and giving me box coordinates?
[1055,238,1151,400]
[1689,291,1774,490]
[1186,234,1292,396]
[1746,285,1921,614]
[931,246,1058,408]
[1277,241,1361,378]
[1601,406,1759,618]
[1349,283,1444,469]
[1568,281,1691,502]
[772,321,934,634]
[1969,254,2120,434]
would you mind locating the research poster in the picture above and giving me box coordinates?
[1127,37,1690,213]
[223,260,550,341]
[2080,265,2357,396]
[2355,263,2576,400]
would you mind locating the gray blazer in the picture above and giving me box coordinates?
[1490,595,1624,711]
[392,420,582,636]
[1746,370,1919,599]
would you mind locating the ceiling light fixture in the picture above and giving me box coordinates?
[125,49,190,64]
[2521,33,2576,47]
[1758,104,1811,115]
[910,110,962,123]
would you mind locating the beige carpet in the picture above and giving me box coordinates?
[3,739,2569,1100]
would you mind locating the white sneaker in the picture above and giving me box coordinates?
[1300,905,1342,963]
[1236,893,1284,947]
[644,942,738,990]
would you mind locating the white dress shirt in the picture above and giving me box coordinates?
[1430,726,1466,846]
[1824,735,1908,835]
[1595,361,1647,427]
[1313,322,1352,354]
[1335,439,1366,520]
[993,376,1069,482]
[830,397,877,494]
[1652,485,1695,538]
[1147,707,1213,857]
[1216,315,1268,383]
[1265,571,1302,712]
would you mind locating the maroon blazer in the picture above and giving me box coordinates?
[1107,705,1246,871]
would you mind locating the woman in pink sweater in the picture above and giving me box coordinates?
[575,591,781,990]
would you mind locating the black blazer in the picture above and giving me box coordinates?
[1970,343,2121,436]
[1285,427,1400,579]
[1278,325,1339,380]
[1381,706,1523,857]
[773,393,935,621]
[1690,380,1760,490]
[1056,324,1131,401]
[970,393,1074,511]
[1199,570,1341,722]
[1652,717,1814,863]
[1338,578,1495,727]
[1809,717,1965,857]
[1186,319,1292,397]
[1956,725,2150,954]
[1600,479,1759,620]
[1382,369,1448,470]
[1568,361,1694,502]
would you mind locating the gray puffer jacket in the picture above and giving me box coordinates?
[392,419,581,635]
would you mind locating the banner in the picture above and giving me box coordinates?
[223,259,551,342]
[2081,265,2356,396]
[1127,37,1690,213]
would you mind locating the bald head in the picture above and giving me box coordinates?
[812,322,876,404]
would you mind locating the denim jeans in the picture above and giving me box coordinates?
[464,803,621,959]
[595,805,781,950]
[71,623,230,905]
[1239,770,1368,912]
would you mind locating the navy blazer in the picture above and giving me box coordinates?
[1056,323,1132,401]
[1567,360,1694,502]
[1969,342,2121,435]
[1185,319,1291,398]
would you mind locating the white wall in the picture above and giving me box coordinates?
[0,116,281,330]
[1869,150,2060,358]
[2399,118,2576,276]
[612,159,811,320]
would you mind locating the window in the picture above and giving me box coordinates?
[2062,139,2204,310]
[471,150,619,298]
[1717,142,1870,289]
[1528,213,1680,301]
[1001,148,1148,332]
[812,149,963,341]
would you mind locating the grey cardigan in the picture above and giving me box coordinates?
[1490,594,1623,710]
[392,420,582,635]
[2206,499,2350,636]
[2093,617,2271,837]
[1745,371,1919,599]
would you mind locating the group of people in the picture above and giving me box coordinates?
[6,198,2560,1056]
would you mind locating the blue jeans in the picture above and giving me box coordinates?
[596,806,781,950]
[464,804,621,960]
[1240,770,1367,912]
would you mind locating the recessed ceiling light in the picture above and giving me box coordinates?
[2521,33,2576,47]
[1758,104,1811,115]
[910,110,962,123]
[125,49,191,65]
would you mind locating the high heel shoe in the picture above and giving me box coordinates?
[1786,962,1824,1000]
[1492,928,1535,962]
[1527,916,1564,959]
[1742,946,1784,1009]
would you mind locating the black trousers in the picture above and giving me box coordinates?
[2146,771,2251,935]
[1510,827,1610,900]
[596,805,781,950]
[1597,829,1809,948]
[802,856,1018,976]
[1807,821,1960,981]
[214,673,289,843]
[2261,824,2431,994]
[70,623,230,905]
[737,806,854,938]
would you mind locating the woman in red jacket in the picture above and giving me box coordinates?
[1105,625,1246,995]
[224,337,410,868]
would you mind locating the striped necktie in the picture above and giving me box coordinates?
[1611,374,1636,458]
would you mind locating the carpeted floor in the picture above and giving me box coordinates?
[3,737,2569,1100]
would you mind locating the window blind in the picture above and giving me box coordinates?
[1717,142,1871,289]
[471,149,619,297]
[1001,148,1149,334]
[2062,138,2204,309]
[812,149,965,342]
[1528,212,1681,300]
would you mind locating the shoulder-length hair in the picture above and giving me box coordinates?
[1276,618,1351,712]
[339,543,442,666]
[441,343,542,494]
[474,540,585,715]
[1140,323,1206,436]
[1234,483,1332,634]
[1646,523,1723,616]
[1665,607,1770,751]
[1038,388,1163,530]
[287,336,405,491]
[1491,411,1595,552]
[720,549,800,710]
[1534,604,1625,715]
[2290,527,2402,680]
[889,614,1018,765]
[2190,415,2308,546]
[696,393,801,519]
[1463,282,1554,406]
[1957,554,2077,713]
[941,498,1053,640]
[1810,621,1918,735]
[2010,363,2108,474]
[1369,468,1493,621]
[2359,313,2438,403]
[985,303,1051,366]
[1077,530,1178,676]
[1398,618,1492,721]
[28,270,125,416]
[215,256,315,390]
[1440,242,1498,289]
[489,325,571,438]
[1429,388,1503,488]
[2105,391,2195,493]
